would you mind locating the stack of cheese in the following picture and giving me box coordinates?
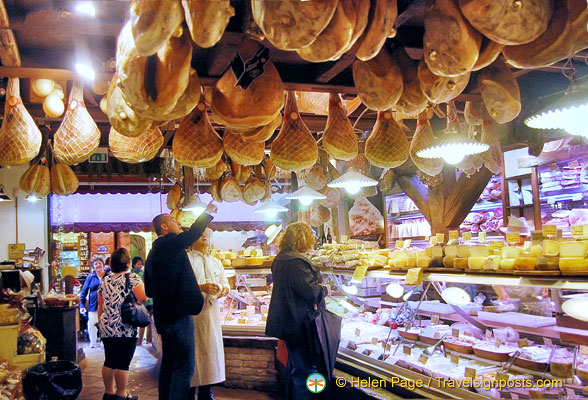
[387,246,443,269]
[310,240,379,268]
[537,240,559,271]
[359,249,389,268]
[443,244,471,269]
[213,249,267,267]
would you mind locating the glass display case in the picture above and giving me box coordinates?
[221,263,588,399]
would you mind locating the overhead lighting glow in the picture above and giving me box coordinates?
[0,185,12,202]
[327,170,377,195]
[285,186,326,207]
[416,126,489,165]
[183,195,207,216]
[75,63,96,81]
[75,2,96,17]
[26,194,40,203]
[253,199,288,218]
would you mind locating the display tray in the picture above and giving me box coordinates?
[443,340,474,354]
[472,346,514,362]
[513,356,549,372]
[560,270,588,276]
[517,270,561,276]
[425,267,463,273]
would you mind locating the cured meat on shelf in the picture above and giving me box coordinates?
[220,175,242,202]
[53,83,100,165]
[242,177,266,205]
[251,0,338,50]
[365,111,409,168]
[355,0,397,61]
[130,0,184,56]
[409,117,443,177]
[353,47,403,111]
[270,91,318,171]
[423,0,481,77]
[459,0,553,45]
[172,102,223,169]
[0,78,42,167]
[479,59,521,124]
[211,57,284,129]
[109,127,163,164]
[182,0,235,48]
[318,186,342,208]
[307,166,328,191]
[323,93,358,161]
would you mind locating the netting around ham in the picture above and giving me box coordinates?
[224,131,265,166]
[109,127,163,163]
[409,120,443,177]
[54,84,100,165]
[365,112,409,168]
[323,94,358,161]
[0,78,42,166]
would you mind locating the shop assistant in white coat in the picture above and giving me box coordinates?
[188,228,230,400]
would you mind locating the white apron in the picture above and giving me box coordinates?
[188,250,229,387]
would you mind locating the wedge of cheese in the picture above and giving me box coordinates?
[468,257,485,270]
[222,259,231,267]
[444,245,458,257]
[430,246,443,258]
[542,240,559,256]
[502,247,521,259]
[560,242,588,258]
[370,255,388,267]
[405,267,424,285]
[251,249,264,257]
[559,257,588,271]
[238,249,252,256]
[225,252,237,260]
[232,258,247,267]
[530,245,542,257]
[247,256,265,266]
[392,258,407,269]
[416,256,431,268]
[536,255,559,271]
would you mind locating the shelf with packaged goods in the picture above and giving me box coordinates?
[388,201,502,222]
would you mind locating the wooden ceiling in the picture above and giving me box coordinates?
[0,0,586,149]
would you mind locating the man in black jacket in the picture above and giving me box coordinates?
[145,202,217,400]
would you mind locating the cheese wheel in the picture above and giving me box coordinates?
[483,255,501,270]
[543,240,560,256]
[406,257,417,269]
[443,256,456,268]
[445,245,458,257]
[500,258,516,270]
[514,256,537,270]
[430,246,443,258]
[468,257,485,270]
[502,247,522,259]
[559,242,588,258]
[559,257,588,271]
[536,255,560,271]
[393,259,407,269]
[417,257,431,268]
[232,258,247,267]
[470,245,489,257]
[453,258,469,269]
[457,245,471,258]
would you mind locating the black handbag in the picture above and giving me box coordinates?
[120,273,151,328]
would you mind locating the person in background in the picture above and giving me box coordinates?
[131,256,152,346]
[98,248,147,400]
[266,222,331,400]
[80,258,108,348]
[105,257,111,268]
[145,201,217,400]
[187,228,229,400]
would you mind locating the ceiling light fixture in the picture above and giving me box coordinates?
[416,124,489,165]
[0,185,12,202]
[285,186,326,206]
[75,2,96,17]
[75,62,96,81]
[25,194,40,203]
[253,198,288,218]
[183,195,207,216]
[327,171,377,195]
[525,83,588,137]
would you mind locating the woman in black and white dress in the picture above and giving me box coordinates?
[98,248,147,400]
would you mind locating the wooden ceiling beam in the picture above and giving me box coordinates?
[0,0,20,67]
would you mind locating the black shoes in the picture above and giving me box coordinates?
[102,393,138,400]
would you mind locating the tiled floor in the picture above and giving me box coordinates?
[78,343,281,400]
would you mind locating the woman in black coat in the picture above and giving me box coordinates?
[266,222,330,400]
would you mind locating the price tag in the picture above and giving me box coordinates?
[580,345,588,356]
[452,328,460,338]
[569,160,580,168]
[431,314,440,324]
[544,337,553,348]
[418,354,429,365]
[464,331,473,337]
[396,240,404,249]
[532,231,545,241]
[403,345,412,356]
[518,338,529,348]
[449,230,459,241]
[435,233,445,244]
[238,318,247,324]
[351,265,369,283]
[478,232,486,243]
[434,331,441,339]
[430,236,438,246]
[464,367,476,379]
[385,342,392,353]
[507,232,520,244]
[370,350,383,360]
[486,329,492,340]
[246,305,256,315]
[496,372,509,383]
[495,338,503,348]
[372,337,379,345]
[543,225,557,237]
[489,241,505,250]
[403,239,412,248]
[463,232,472,241]
[355,328,361,337]
[572,225,584,239]
[451,354,459,365]
[240,310,247,317]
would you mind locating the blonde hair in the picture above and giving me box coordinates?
[279,221,316,253]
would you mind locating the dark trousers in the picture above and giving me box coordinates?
[285,322,330,400]
[158,316,195,400]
